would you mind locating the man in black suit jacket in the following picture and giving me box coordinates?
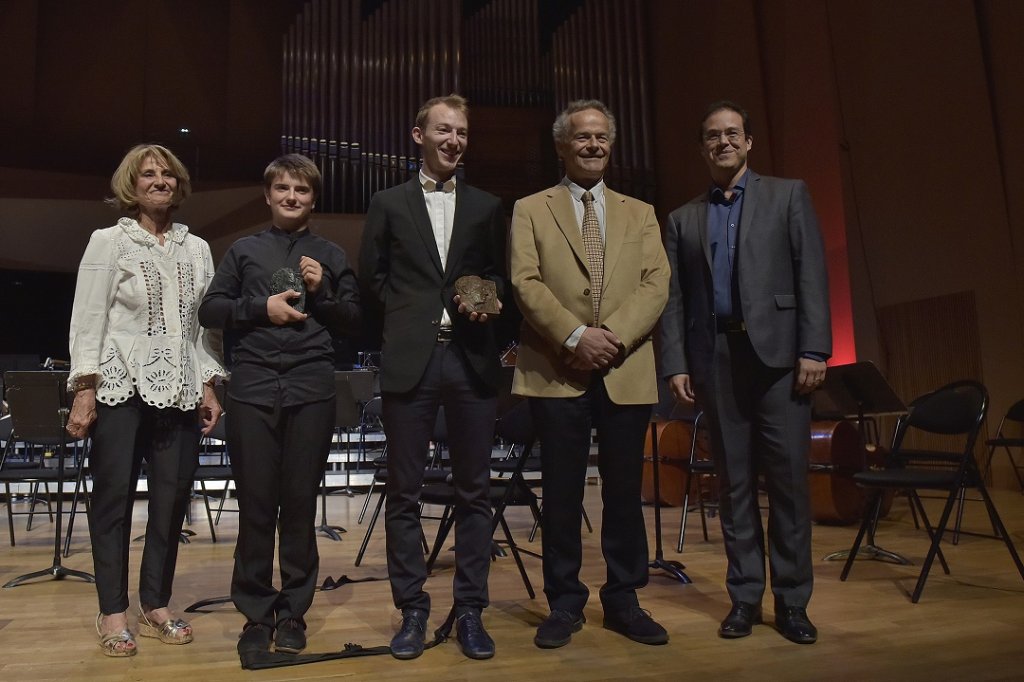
[659,101,831,644]
[359,94,507,661]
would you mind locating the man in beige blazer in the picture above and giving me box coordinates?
[510,100,670,649]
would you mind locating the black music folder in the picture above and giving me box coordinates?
[812,361,906,421]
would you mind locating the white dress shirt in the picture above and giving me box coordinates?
[420,169,457,328]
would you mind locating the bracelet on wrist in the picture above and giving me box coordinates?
[72,377,97,393]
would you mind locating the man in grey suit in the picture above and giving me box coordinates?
[360,94,507,661]
[658,101,831,644]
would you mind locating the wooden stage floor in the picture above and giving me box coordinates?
[1,483,1023,681]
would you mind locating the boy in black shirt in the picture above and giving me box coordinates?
[199,154,360,655]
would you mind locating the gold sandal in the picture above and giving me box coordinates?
[138,606,193,645]
[96,613,137,657]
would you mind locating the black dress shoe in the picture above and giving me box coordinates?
[603,606,669,645]
[237,622,271,655]
[718,602,763,639]
[455,610,495,660]
[534,610,585,649]
[775,606,817,644]
[390,608,428,660]
[274,618,307,653]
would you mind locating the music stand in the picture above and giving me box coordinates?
[3,371,95,588]
[813,361,910,564]
[646,394,692,584]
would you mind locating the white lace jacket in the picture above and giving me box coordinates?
[68,217,226,410]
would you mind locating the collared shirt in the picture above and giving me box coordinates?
[420,169,457,328]
[561,177,607,350]
[197,225,361,408]
[562,176,607,241]
[707,170,747,319]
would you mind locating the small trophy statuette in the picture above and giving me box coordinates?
[271,267,306,313]
[454,275,500,315]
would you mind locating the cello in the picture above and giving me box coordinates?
[641,419,711,506]
[808,419,893,525]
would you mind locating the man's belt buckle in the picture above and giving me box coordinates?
[718,319,746,333]
[436,327,454,343]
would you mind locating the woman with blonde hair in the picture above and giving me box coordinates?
[67,144,225,657]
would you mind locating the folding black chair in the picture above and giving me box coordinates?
[0,412,55,546]
[422,401,541,598]
[316,376,360,540]
[356,396,385,524]
[840,380,1024,602]
[333,370,376,496]
[190,415,235,543]
[0,372,86,547]
[0,412,56,546]
[677,411,717,553]
[354,407,449,566]
[1,370,93,586]
[984,398,1024,493]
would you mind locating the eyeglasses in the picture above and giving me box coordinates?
[703,128,745,145]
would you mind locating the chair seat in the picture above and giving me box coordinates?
[491,456,540,474]
[893,448,962,464]
[420,479,535,506]
[373,468,452,484]
[0,467,64,483]
[854,468,960,490]
[193,465,233,480]
[986,437,1024,447]
[686,460,715,473]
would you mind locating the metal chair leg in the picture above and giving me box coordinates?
[841,493,879,581]
[4,482,14,547]
[355,490,386,566]
[63,457,90,557]
[358,477,377,523]
[198,480,217,543]
[911,490,960,603]
[425,508,455,573]
[977,482,1024,581]
[215,480,230,525]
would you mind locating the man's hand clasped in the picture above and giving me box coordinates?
[569,327,622,371]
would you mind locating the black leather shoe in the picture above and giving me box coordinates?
[718,602,763,639]
[455,610,495,660]
[390,608,428,660]
[534,609,585,649]
[775,605,817,644]
[274,618,306,653]
[237,622,271,655]
[603,606,668,645]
